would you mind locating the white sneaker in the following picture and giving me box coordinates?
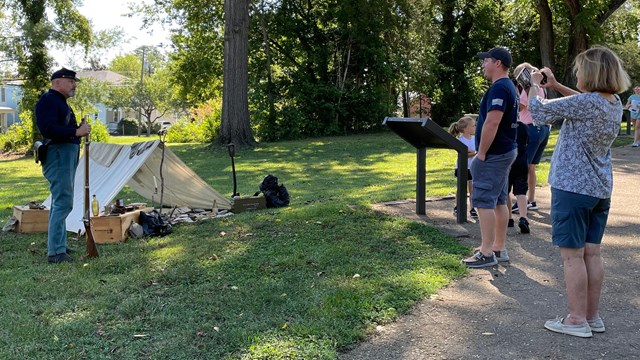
[632,141,640,147]
[588,317,605,333]
[544,317,592,338]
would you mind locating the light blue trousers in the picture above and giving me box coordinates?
[42,143,79,256]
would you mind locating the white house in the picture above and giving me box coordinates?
[77,70,178,134]
[77,70,130,127]
[1,70,178,134]
[0,80,23,132]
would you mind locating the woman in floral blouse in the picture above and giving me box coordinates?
[528,46,630,338]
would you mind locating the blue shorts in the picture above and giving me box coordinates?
[471,150,516,209]
[526,124,550,165]
[550,187,611,249]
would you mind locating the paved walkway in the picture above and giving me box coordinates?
[342,146,640,360]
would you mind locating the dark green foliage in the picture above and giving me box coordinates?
[140,0,640,140]
[249,0,408,140]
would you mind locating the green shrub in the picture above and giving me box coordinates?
[165,117,213,143]
[88,118,109,142]
[166,99,221,143]
[1,111,33,153]
[119,118,145,135]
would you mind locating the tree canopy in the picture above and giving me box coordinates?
[3,0,640,146]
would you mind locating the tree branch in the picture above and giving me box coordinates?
[597,0,627,24]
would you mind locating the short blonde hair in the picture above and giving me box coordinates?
[573,46,631,94]
[513,62,535,77]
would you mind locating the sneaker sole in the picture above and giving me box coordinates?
[544,323,593,338]
[590,327,605,333]
[496,257,510,262]
[463,259,498,268]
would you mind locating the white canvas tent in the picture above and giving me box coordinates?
[43,140,231,233]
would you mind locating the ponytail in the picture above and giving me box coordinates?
[448,122,460,137]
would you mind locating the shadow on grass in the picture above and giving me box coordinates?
[126,204,469,358]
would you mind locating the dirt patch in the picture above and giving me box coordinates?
[0,152,26,161]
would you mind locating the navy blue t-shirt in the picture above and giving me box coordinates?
[475,77,518,155]
[35,89,80,144]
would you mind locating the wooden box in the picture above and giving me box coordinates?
[90,208,151,244]
[231,195,266,213]
[13,205,49,233]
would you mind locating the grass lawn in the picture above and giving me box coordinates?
[0,126,629,359]
[0,131,472,359]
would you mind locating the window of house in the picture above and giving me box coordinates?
[1,87,5,103]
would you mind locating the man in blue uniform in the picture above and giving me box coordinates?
[35,68,91,264]
[462,47,518,268]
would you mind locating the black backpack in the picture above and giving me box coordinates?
[255,174,290,208]
[139,210,173,237]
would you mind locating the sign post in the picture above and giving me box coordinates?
[383,117,469,224]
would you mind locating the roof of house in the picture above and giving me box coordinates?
[77,70,131,86]
[2,80,23,86]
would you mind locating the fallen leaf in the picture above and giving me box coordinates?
[353,274,361,279]
[208,254,219,261]
[213,326,220,332]
[481,332,495,336]
[133,334,148,338]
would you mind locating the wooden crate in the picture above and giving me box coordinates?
[90,208,152,244]
[13,205,49,233]
[231,195,266,213]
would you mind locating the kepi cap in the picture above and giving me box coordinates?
[477,47,512,68]
[51,67,80,81]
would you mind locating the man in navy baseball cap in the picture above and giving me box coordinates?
[477,47,513,68]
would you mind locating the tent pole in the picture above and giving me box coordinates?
[158,132,167,215]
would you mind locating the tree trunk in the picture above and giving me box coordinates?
[536,0,559,98]
[563,0,589,86]
[219,0,255,147]
[537,0,627,91]
[536,0,555,71]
